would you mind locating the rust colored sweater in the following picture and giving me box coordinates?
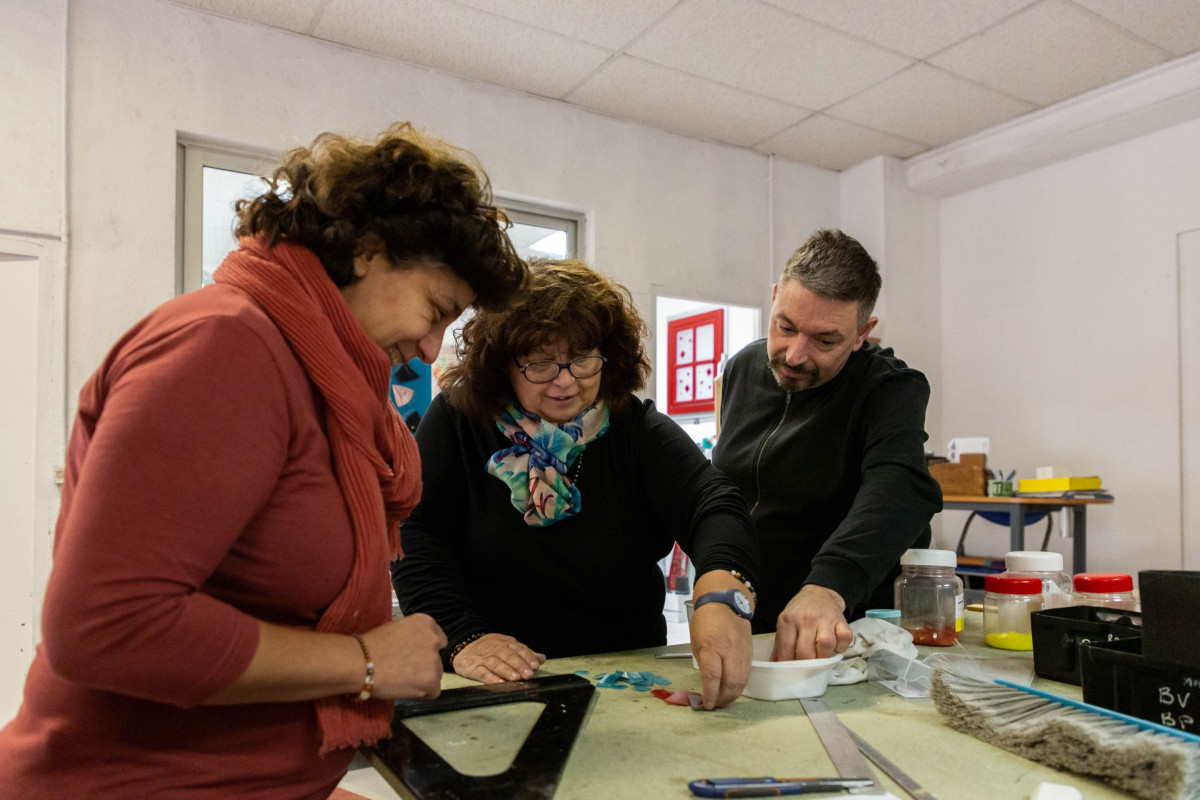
[0,285,359,799]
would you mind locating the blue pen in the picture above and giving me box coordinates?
[688,777,876,797]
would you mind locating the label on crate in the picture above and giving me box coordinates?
[1139,675,1199,732]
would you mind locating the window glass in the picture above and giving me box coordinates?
[200,167,269,287]
[179,143,274,294]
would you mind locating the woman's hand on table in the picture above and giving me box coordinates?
[690,569,755,709]
[363,613,448,700]
[690,604,752,708]
[452,633,546,684]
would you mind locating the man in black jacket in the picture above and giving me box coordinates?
[713,229,942,661]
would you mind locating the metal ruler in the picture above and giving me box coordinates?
[847,729,939,800]
[799,698,878,792]
[798,697,938,800]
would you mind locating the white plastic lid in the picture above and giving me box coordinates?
[1006,551,1064,573]
[900,548,957,568]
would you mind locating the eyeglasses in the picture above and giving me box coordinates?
[515,355,607,384]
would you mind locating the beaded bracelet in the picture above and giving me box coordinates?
[728,569,758,602]
[350,633,375,702]
[449,632,486,664]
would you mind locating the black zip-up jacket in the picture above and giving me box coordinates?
[713,339,942,632]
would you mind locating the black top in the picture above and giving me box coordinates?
[713,339,942,632]
[393,393,761,667]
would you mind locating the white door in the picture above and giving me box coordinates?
[0,238,63,724]
[0,250,40,723]
[1181,229,1200,570]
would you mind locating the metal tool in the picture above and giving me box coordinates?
[846,729,938,800]
[654,642,694,659]
[689,776,877,797]
[364,673,595,800]
[798,698,878,793]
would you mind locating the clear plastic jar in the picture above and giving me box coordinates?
[983,574,1043,650]
[894,549,964,646]
[1004,551,1072,609]
[1072,572,1138,611]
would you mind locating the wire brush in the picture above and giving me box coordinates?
[931,664,1200,799]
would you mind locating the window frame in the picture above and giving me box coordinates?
[495,195,587,261]
[177,139,277,295]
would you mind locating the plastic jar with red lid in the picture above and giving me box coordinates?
[1072,572,1138,611]
[983,574,1043,650]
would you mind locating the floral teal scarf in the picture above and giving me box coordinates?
[487,401,610,526]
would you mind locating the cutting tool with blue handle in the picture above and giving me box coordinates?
[688,776,877,797]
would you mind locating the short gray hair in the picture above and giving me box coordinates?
[781,229,881,327]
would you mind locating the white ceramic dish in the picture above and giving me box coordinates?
[741,637,843,701]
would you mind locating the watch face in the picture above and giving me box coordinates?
[732,591,752,614]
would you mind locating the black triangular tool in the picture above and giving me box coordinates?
[364,673,596,799]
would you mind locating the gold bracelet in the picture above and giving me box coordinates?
[350,633,375,702]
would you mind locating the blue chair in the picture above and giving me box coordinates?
[955,509,1053,557]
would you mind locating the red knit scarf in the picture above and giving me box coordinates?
[213,236,422,754]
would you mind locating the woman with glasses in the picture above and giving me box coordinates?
[392,258,761,709]
[0,123,528,799]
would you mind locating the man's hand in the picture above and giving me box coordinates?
[771,585,853,661]
[451,633,546,684]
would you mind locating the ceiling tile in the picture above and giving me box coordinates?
[1073,0,1200,57]
[627,0,912,109]
[762,0,1037,59]
[567,56,811,148]
[755,114,928,170]
[452,0,678,49]
[314,0,612,98]
[168,0,325,32]
[929,0,1167,106]
[827,64,1035,146]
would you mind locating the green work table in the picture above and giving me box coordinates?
[340,612,1134,799]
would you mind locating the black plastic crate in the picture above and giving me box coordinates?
[1080,638,1200,736]
[1138,570,1200,669]
[1030,606,1141,685]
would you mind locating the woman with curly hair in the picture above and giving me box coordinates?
[392,259,761,709]
[0,123,527,798]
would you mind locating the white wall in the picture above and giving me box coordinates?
[0,0,64,237]
[839,156,943,473]
[937,117,1200,572]
[0,0,67,724]
[65,0,838,403]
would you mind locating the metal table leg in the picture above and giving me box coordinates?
[1009,503,1026,553]
[1072,505,1087,572]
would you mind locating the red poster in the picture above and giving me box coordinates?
[666,309,723,416]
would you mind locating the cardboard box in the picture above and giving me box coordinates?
[928,453,986,496]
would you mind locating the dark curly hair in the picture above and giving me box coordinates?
[234,122,526,311]
[442,258,651,423]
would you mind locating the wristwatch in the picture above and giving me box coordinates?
[693,589,753,620]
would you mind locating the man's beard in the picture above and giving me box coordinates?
[767,353,818,392]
